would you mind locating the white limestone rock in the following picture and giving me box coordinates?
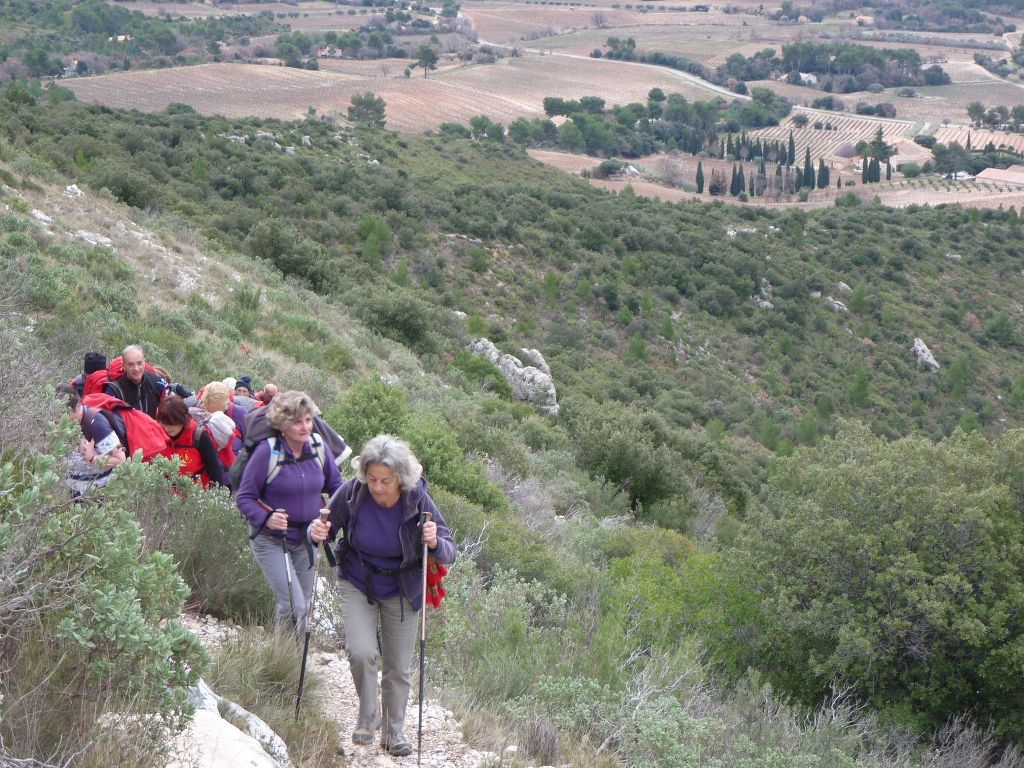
[837,281,852,296]
[912,338,940,371]
[468,339,558,415]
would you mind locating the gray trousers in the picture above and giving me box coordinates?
[250,533,317,633]
[338,579,419,738]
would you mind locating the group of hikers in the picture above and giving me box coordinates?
[56,345,457,759]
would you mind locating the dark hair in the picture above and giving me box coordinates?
[157,394,190,429]
[55,382,81,410]
[83,351,107,375]
[235,375,255,396]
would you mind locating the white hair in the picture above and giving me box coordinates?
[352,435,422,490]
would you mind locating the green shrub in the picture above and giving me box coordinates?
[451,351,512,398]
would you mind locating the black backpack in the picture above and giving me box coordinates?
[228,406,351,491]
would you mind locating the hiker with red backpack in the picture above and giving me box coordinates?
[68,352,107,397]
[56,383,171,493]
[156,395,226,488]
[95,345,166,419]
[320,435,456,758]
[235,391,344,636]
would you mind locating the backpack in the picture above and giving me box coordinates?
[188,407,237,451]
[228,406,350,491]
[81,392,170,462]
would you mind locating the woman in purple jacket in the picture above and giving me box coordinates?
[236,390,343,634]
[317,435,456,757]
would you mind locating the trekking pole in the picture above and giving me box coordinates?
[281,513,297,635]
[417,509,430,767]
[295,508,330,719]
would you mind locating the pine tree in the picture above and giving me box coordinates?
[803,146,814,189]
[885,159,892,181]
[787,131,796,167]
[695,160,704,193]
[817,158,830,189]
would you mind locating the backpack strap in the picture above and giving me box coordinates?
[265,433,325,486]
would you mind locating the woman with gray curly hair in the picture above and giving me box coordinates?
[315,434,456,757]
[237,390,343,634]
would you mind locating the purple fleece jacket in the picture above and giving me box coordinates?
[327,477,457,612]
[236,437,343,547]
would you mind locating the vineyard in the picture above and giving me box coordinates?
[933,126,1024,153]
[751,113,914,163]
[62,56,709,132]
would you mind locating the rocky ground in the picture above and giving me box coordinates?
[180,612,506,768]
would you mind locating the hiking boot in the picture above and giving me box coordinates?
[382,733,414,757]
[352,716,377,746]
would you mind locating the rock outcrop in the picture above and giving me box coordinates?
[467,339,559,415]
[912,338,940,371]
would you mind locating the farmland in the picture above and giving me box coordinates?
[750,112,916,162]
[62,56,713,130]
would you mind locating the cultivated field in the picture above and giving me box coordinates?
[62,56,714,130]
[749,111,914,161]
[933,126,1024,153]
[110,0,344,17]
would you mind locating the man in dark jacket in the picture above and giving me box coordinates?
[105,344,164,419]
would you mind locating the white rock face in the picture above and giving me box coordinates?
[164,679,290,768]
[912,338,940,371]
[825,297,848,313]
[468,339,559,415]
[65,184,84,197]
[75,230,113,247]
[837,281,852,296]
[31,209,52,224]
[519,347,551,376]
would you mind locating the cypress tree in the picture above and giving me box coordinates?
[837,174,841,189]
[803,146,814,189]
[696,160,704,193]
[749,171,755,196]
[758,157,766,177]
[737,165,746,195]
[870,157,881,182]
[787,130,796,167]
[861,158,869,183]
[886,159,892,181]
[817,158,830,189]
[730,164,739,195]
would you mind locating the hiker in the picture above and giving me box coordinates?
[235,390,343,634]
[156,395,225,488]
[104,344,164,418]
[255,382,279,406]
[320,435,456,757]
[152,364,195,400]
[201,381,246,458]
[69,352,107,397]
[56,383,127,481]
[233,376,260,409]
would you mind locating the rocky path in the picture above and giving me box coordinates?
[181,611,499,768]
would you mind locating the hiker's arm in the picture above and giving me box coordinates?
[235,441,272,526]
[324,480,353,544]
[421,493,456,565]
[196,429,225,486]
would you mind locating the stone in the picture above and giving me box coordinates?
[825,297,848,313]
[31,209,52,224]
[301,135,312,147]
[912,338,940,371]
[837,281,852,296]
[467,339,558,415]
[75,230,113,248]
[64,184,84,197]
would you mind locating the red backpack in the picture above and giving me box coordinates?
[81,392,170,462]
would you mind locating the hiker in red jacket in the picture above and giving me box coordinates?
[156,395,225,488]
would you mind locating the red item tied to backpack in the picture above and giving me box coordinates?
[425,556,447,609]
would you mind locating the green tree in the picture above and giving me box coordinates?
[695,160,704,193]
[348,91,386,128]
[846,369,870,406]
[734,423,1024,740]
[816,158,829,189]
[416,44,439,78]
[625,331,649,362]
[802,146,814,189]
[787,130,795,167]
